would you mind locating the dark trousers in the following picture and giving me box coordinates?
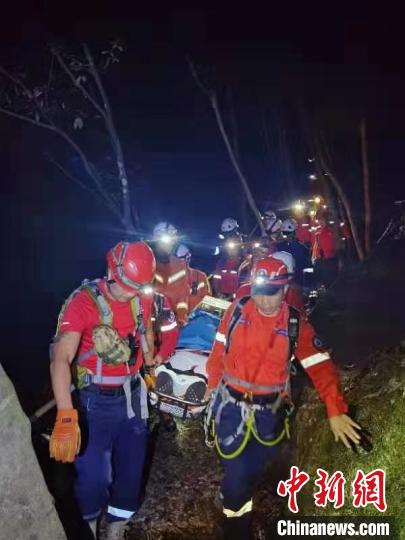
[74,385,148,522]
[214,398,284,539]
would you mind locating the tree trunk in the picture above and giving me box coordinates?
[83,45,136,235]
[319,156,365,261]
[210,92,266,235]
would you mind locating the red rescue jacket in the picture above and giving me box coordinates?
[188,267,211,311]
[152,292,179,361]
[212,256,242,297]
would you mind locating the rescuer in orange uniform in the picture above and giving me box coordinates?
[311,214,339,288]
[152,222,191,326]
[204,257,361,539]
[235,251,305,314]
[212,242,243,299]
[175,244,211,311]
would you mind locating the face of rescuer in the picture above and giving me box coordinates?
[252,286,287,316]
[108,281,139,302]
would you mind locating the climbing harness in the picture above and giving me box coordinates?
[204,298,300,457]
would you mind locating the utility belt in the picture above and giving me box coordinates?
[227,386,281,407]
[81,375,140,397]
[78,372,148,420]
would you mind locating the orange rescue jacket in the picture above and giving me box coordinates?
[154,256,190,325]
[207,299,348,417]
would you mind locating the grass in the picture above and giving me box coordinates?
[294,348,405,537]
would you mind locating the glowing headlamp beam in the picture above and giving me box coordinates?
[159,234,175,245]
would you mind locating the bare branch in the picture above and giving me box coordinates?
[189,60,265,234]
[0,66,32,98]
[0,104,122,222]
[0,65,55,125]
[44,55,55,108]
[316,144,365,261]
[360,118,371,254]
[210,92,266,235]
[188,58,212,97]
[45,152,96,194]
[51,47,105,117]
[0,105,52,130]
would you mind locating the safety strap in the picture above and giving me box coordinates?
[153,292,164,332]
[130,295,149,355]
[154,293,164,319]
[82,280,112,325]
[223,373,286,394]
[165,361,208,383]
[225,297,300,356]
[225,296,250,354]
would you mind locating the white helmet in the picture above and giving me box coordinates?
[264,210,277,220]
[221,218,239,233]
[153,222,178,242]
[265,218,282,234]
[262,210,279,233]
[272,251,295,277]
[281,218,298,234]
[175,243,191,261]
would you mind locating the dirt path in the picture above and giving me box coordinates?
[126,417,289,540]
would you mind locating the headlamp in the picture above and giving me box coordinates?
[160,233,175,245]
[293,201,305,213]
[141,285,154,296]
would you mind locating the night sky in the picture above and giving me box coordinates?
[2,2,405,408]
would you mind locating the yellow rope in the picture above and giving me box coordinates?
[213,410,290,460]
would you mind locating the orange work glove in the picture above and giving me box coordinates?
[49,409,81,463]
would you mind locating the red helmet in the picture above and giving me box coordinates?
[106,241,156,293]
[251,257,289,295]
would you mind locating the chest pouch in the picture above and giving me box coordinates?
[92,324,131,365]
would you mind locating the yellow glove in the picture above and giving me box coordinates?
[50,409,81,463]
[143,366,156,391]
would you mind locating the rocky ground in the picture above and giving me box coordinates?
[124,413,290,540]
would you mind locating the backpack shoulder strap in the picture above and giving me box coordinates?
[287,305,300,359]
[81,279,112,325]
[130,295,150,355]
[225,296,251,353]
[153,292,164,316]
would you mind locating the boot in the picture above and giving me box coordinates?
[105,519,129,540]
[160,412,177,433]
[223,514,253,540]
[88,519,98,539]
